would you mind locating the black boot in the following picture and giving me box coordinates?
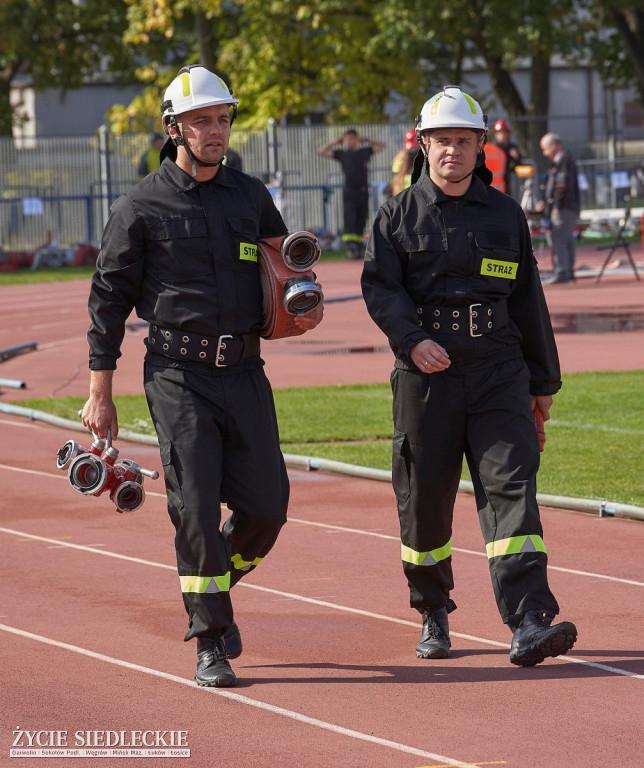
[416,607,451,659]
[509,610,577,667]
[223,621,242,660]
[195,637,236,687]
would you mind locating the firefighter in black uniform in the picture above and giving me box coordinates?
[81,66,323,687]
[361,85,577,667]
[318,129,386,259]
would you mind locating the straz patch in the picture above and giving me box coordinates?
[240,243,258,262]
[481,258,518,279]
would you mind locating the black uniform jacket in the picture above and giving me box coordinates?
[361,167,561,397]
[544,149,580,215]
[88,159,287,370]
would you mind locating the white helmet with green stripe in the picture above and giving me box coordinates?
[416,85,487,134]
[161,65,239,129]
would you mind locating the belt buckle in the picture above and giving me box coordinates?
[469,303,483,338]
[215,334,233,367]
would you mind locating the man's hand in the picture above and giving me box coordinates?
[81,370,119,439]
[531,395,553,452]
[293,295,324,332]
[410,339,451,374]
[531,394,553,421]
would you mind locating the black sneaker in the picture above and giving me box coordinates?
[416,607,451,659]
[509,610,577,667]
[195,637,236,687]
[223,621,242,659]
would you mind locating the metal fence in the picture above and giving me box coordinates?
[1,118,643,255]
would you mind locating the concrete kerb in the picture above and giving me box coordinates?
[3,402,643,523]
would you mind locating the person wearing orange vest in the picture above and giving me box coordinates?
[493,119,523,195]
[484,142,507,193]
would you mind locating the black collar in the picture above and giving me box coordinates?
[159,157,232,192]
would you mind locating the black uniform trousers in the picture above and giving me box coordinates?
[391,355,559,626]
[144,354,289,641]
[342,188,369,244]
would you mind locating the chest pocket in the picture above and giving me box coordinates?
[474,230,520,291]
[397,231,446,263]
[227,216,260,272]
[396,231,447,292]
[147,217,212,281]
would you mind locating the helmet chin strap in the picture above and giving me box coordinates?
[169,117,222,178]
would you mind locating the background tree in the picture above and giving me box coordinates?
[370,0,585,162]
[107,0,244,132]
[4,0,644,147]
[585,2,644,103]
[0,0,136,135]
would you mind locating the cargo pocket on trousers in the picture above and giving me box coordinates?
[392,431,411,504]
[159,440,183,516]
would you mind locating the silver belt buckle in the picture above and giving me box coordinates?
[469,303,483,338]
[215,334,233,367]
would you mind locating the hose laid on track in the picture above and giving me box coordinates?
[2,402,643,522]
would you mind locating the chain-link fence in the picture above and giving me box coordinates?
[1,117,643,255]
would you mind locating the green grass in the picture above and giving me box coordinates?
[13,371,644,507]
[0,266,96,285]
[0,250,346,285]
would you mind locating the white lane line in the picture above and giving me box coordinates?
[0,622,482,767]
[0,419,42,430]
[0,463,641,588]
[289,518,644,588]
[1,526,642,680]
[550,420,644,435]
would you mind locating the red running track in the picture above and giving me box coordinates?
[1,258,643,767]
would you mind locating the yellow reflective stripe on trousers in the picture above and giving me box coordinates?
[401,539,452,566]
[341,233,364,244]
[486,534,547,559]
[179,573,231,593]
[231,553,263,572]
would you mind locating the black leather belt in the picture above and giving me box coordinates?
[147,325,260,367]
[418,300,508,337]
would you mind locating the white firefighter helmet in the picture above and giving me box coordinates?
[416,85,487,135]
[161,65,239,130]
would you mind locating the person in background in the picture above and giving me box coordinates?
[483,141,507,192]
[318,129,386,259]
[387,129,421,197]
[224,147,243,171]
[536,132,581,285]
[136,132,165,180]
[493,119,522,196]
[361,85,577,668]
[81,65,323,689]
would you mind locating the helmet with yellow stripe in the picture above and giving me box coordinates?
[161,65,239,131]
[416,85,487,136]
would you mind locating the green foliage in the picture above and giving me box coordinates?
[0,0,138,135]
[3,0,644,136]
[583,3,644,102]
[217,0,403,126]
[13,372,644,506]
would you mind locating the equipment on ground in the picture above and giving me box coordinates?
[595,202,642,283]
